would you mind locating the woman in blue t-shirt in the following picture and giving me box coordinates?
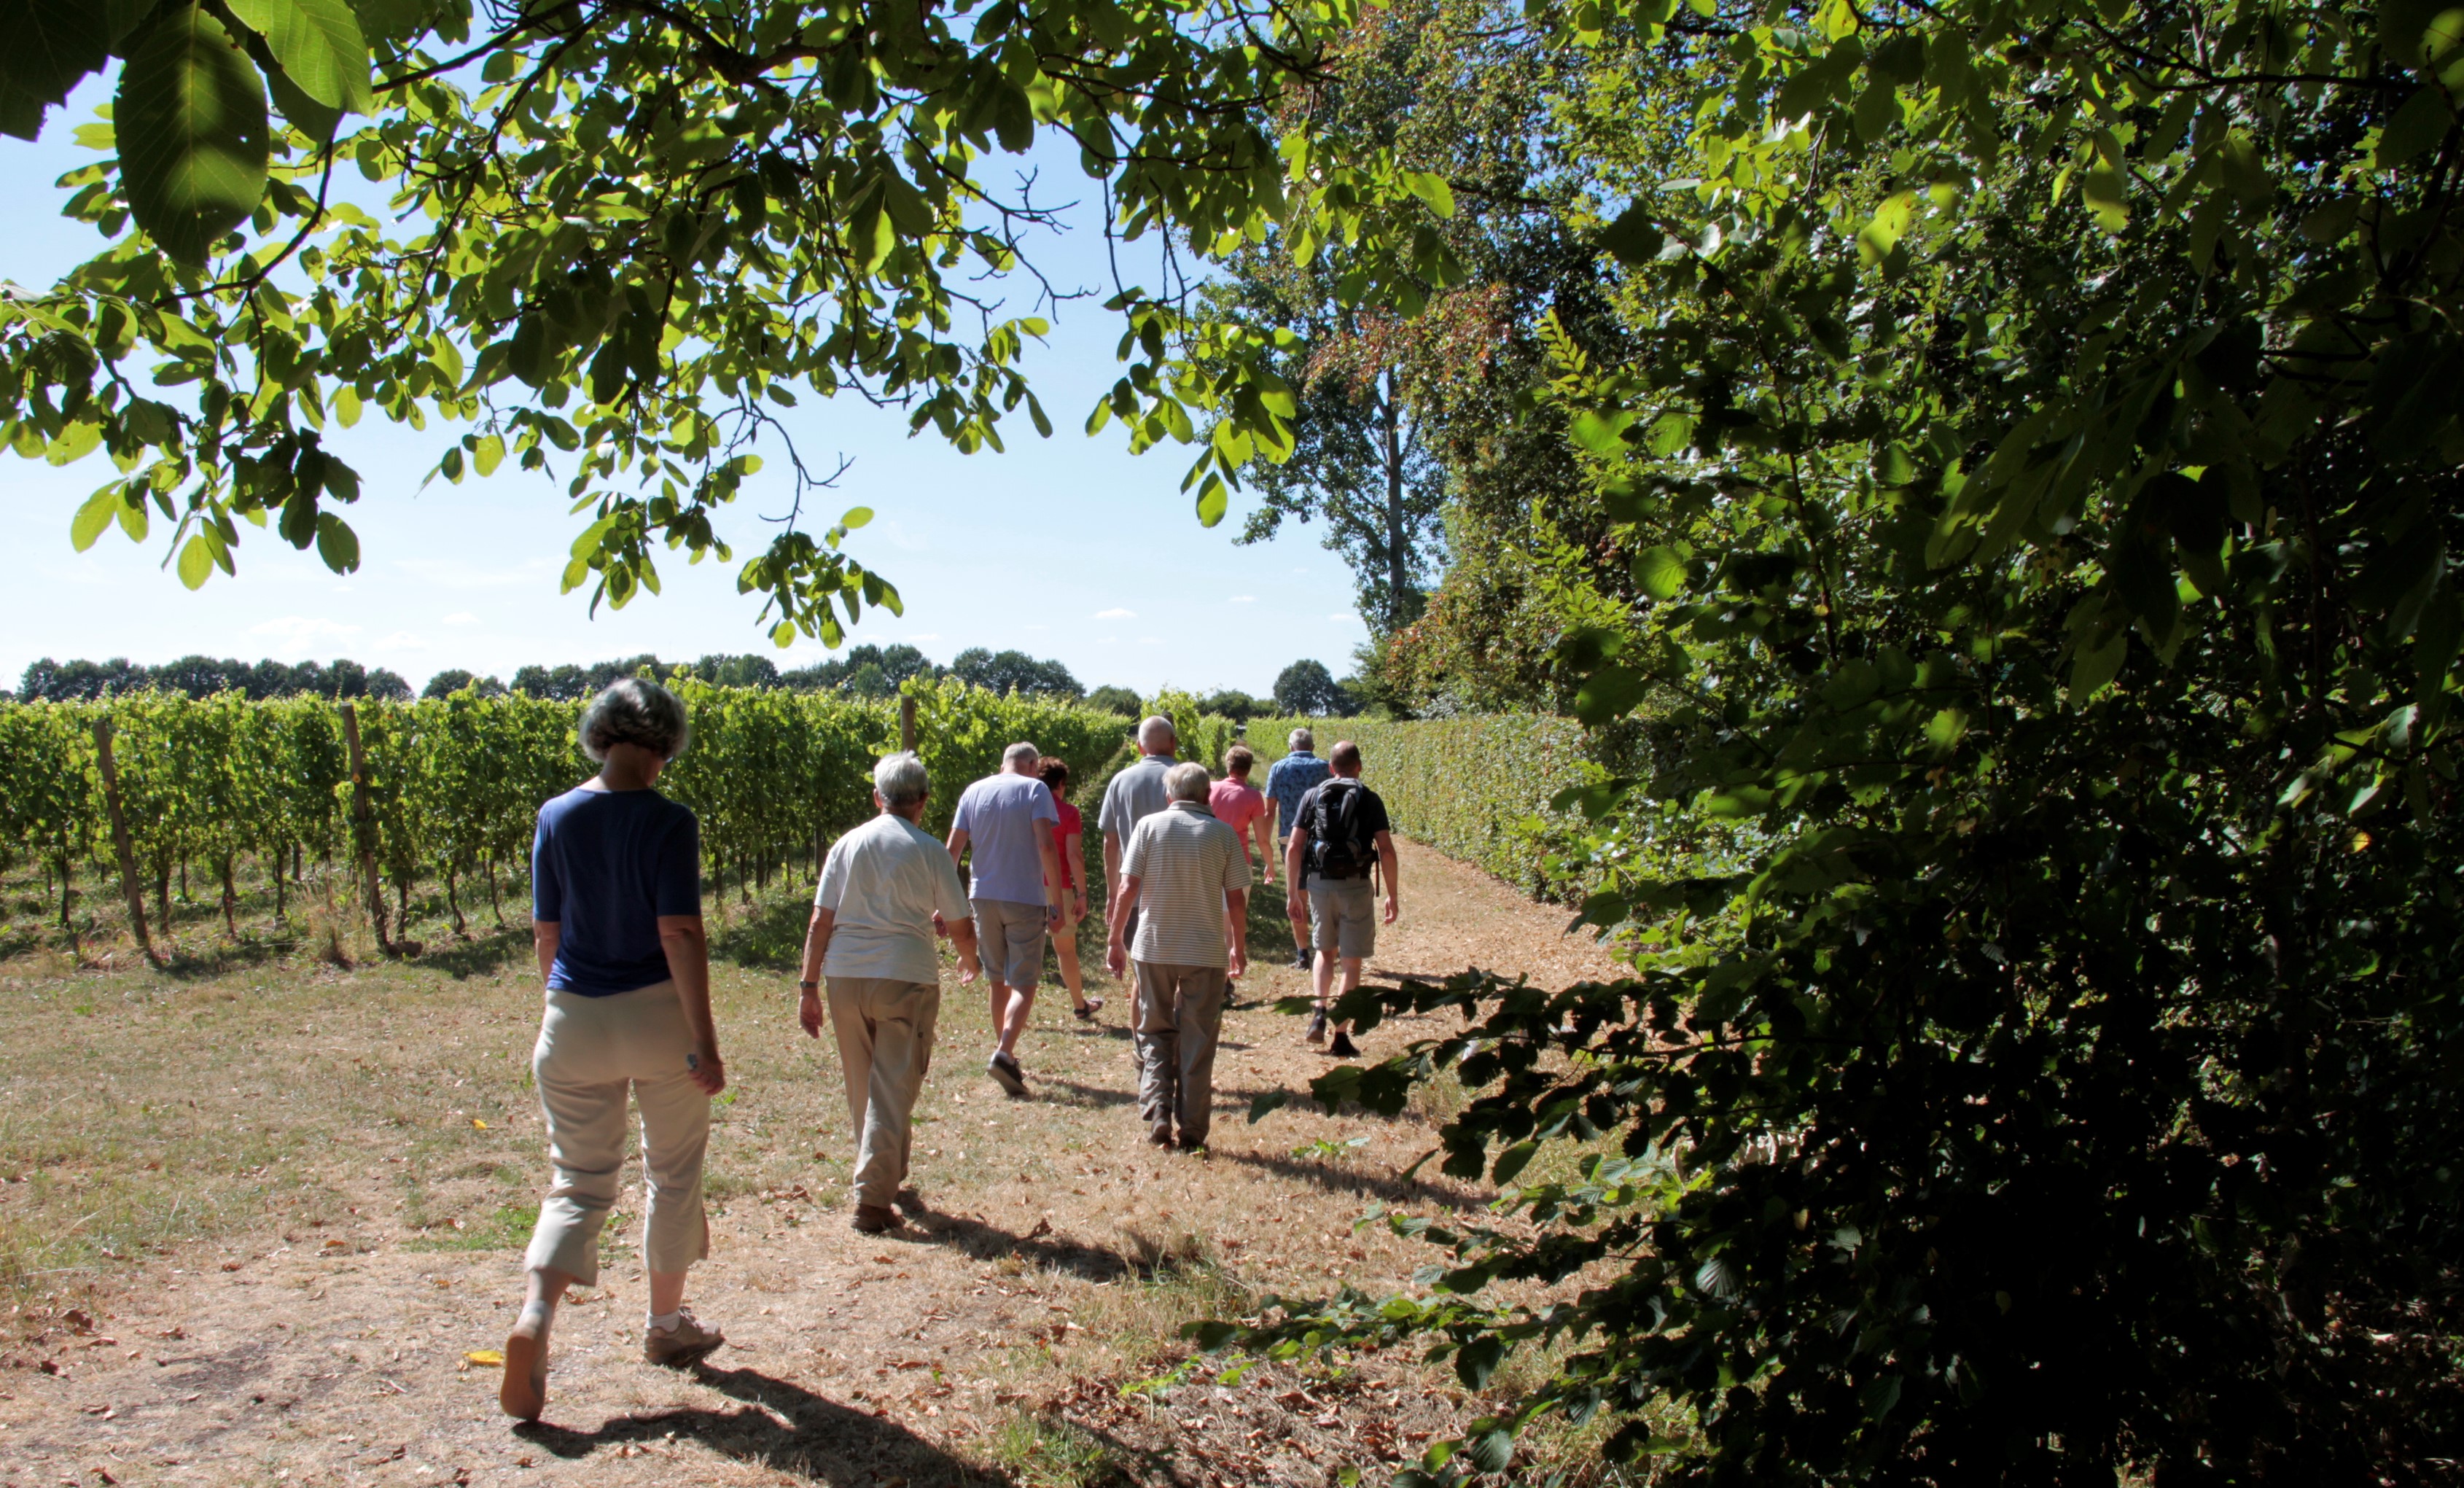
[499,679,728,1422]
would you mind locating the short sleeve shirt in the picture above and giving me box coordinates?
[1208,778,1266,842]
[951,772,1060,904]
[816,812,975,984]
[1290,779,1392,879]
[1265,752,1330,838]
[531,786,702,997]
[1098,753,1177,841]
[1050,799,1084,889]
[1120,801,1252,968]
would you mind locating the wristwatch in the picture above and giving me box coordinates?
[798,979,819,993]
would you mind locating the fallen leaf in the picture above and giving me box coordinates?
[472,1118,488,1129]
[464,1350,504,1368]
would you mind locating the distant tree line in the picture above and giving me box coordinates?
[13,656,413,704]
[13,649,1358,717]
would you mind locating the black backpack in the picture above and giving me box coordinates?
[1306,779,1377,881]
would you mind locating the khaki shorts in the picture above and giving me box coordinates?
[1309,876,1377,959]
[972,897,1049,991]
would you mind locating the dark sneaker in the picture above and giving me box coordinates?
[1305,1010,1328,1045]
[852,1203,902,1234]
[642,1309,725,1368]
[1327,1030,1360,1059]
[1177,1135,1210,1154]
[1295,946,1314,970]
[1147,1126,1175,1147]
[987,1051,1029,1099]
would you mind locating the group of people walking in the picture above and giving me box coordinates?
[496,680,1401,1421]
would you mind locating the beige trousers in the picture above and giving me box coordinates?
[524,981,710,1286]
[827,975,941,1207]
[1132,961,1228,1145]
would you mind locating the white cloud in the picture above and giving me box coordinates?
[441,611,480,626]
[1228,596,1257,604]
[395,557,557,589]
[877,517,931,551]
[1093,607,1137,620]
[378,631,429,650]
[904,633,940,642]
[248,615,364,650]
[1328,612,1357,623]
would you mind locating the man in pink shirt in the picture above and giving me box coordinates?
[1209,745,1274,994]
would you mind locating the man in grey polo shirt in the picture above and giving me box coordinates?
[1099,714,1179,938]
[1107,762,1249,1150]
[948,741,1066,1098]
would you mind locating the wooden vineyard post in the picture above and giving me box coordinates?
[339,702,399,957]
[900,695,916,752]
[91,716,160,965]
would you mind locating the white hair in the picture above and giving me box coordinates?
[1164,761,1212,803]
[1137,714,1178,752]
[1288,727,1314,752]
[874,751,929,809]
[1003,741,1040,771]
[579,679,690,762]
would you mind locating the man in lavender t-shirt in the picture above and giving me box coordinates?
[948,741,1065,1098]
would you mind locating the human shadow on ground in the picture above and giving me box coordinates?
[900,1207,1136,1281]
[417,926,533,979]
[1210,1145,1487,1213]
[517,1365,1010,1485]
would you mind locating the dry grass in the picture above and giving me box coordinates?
[0,837,1661,1484]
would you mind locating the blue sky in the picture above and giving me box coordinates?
[0,79,1363,698]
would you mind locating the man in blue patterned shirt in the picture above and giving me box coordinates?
[1263,728,1330,970]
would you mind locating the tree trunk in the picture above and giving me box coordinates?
[1380,369,1411,633]
[339,702,398,956]
[486,857,505,929]
[155,860,171,935]
[55,855,72,930]
[179,858,189,904]
[91,717,158,965]
[445,862,468,938]
[219,854,238,940]
[293,842,303,884]
[271,851,287,922]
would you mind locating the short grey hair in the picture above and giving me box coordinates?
[1164,761,1212,803]
[874,751,929,809]
[1288,727,1314,752]
[580,679,690,763]
[1138,714,1177,752]
[1003,741,1040,771]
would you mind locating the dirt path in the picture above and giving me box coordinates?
[0,841,1623,1487]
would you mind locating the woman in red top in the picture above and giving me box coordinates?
[1037,757,1102,1021]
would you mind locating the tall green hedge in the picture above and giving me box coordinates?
[1246,713,1603,900]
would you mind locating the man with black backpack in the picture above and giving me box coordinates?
[1282,739,1400,1059]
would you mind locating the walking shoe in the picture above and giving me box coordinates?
[1147,1126,1175,1147]
[894,1186,928,1214]
[498,1324,547,1422]
[1294,946,1314,970]
[1072,997,1105,1021]
[1327,1029,1361,1059]
[987,1051,1029,1098]
[642,1309,725,1368]
[852,1203,902,1234]
[1305,1010,1329,1045]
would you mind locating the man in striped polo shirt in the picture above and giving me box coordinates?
[1104,761,1252,1150]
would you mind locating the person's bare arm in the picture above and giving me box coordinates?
[796,907,835,1037]
[1250,811,1276,885]
[1225,887,1249,976]
[945,825,970,868]
[948,915,981,984]
[1376,830,1400,924]
[1284,833,1308,912]
[533,920,561,984]
[1103,829,1123,911]
[658,914,725,1094]
[1059,830,1085,920]
[1107,873,1143,976]
[1034,817,1064,924]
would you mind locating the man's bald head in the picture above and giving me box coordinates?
[1137,714,1178,755]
